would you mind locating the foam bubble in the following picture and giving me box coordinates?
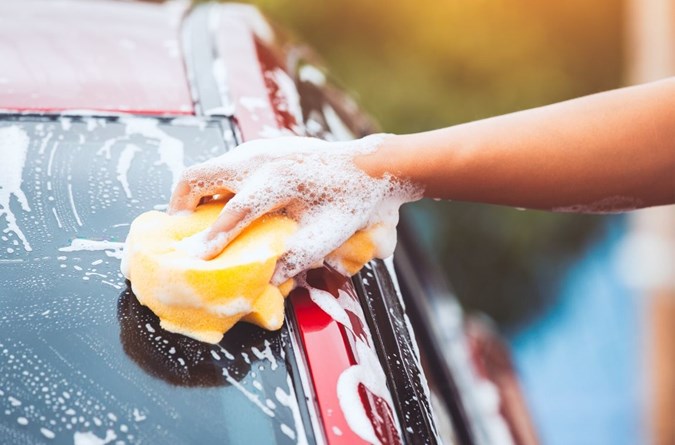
[178,134,422,283]
[73,429,116,445]
[173,228,215,258]
[552,195,643,214]
[209,297,253,316]
[40,427,55,439]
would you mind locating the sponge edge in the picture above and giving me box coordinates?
[122,200,379,344]
[122,200,297,344]
[326,229,377,276]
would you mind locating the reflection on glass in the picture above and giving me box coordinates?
[117,286,251,387]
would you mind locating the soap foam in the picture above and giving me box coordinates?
[178,134,422,283]
[173,228,219,259]
[553,195,643,214]
[210,297,252,316]
[59,239,125,258]
[73,429,117,445]
[0,125,32,251]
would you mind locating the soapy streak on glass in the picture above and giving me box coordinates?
[0,126,32,251]
[0,116,305,445]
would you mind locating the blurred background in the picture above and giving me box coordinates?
[231,1,674,444]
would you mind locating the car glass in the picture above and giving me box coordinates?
[0,116,306,445]
[293,59,377,141]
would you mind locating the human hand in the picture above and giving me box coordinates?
[169,135,421,284]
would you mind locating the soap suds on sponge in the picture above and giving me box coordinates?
[122,199,386,343]
[122,200,296,343]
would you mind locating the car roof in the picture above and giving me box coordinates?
[0,0,193,115]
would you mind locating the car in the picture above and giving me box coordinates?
[0,1,538,444]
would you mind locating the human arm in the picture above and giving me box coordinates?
[169,78,675,281]
[356,77,675,211]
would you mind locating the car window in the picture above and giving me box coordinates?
[292,58,378,140]
[393,218,478,445]
[0,115,309,445]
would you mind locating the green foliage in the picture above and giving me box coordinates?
[247,0,623,133]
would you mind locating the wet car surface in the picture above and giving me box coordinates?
[0,115,311,444]
[0,2,537,444]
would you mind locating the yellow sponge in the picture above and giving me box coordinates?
[123,200,377,343]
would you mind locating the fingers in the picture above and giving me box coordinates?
[270,217,360,285]
[201,188,289,260]
[209,206,250,237]
[168,137,328,215]
[200,204,248,260]
[168,161,235,214]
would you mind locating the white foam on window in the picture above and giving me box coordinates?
[59,239,125,259]
[280,424,295,440]
[60,117,72,131]
[38,132,52,155]
[40,427,55,439]
[47,141,59,176]
[51,207,63,229]
[274,379,308,445]
[116,143,140,198]
[97,117,186,194]
[73,429,116,445]
[222,368,275,418]
[121,119,185,191]
[250,339,278,370]
[218,346,235,360]
[0,125,32,251]
[132,408,146,422]
[67,180,83,227]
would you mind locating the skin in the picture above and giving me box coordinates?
[170,77,675,265]
[356,77,675,209]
